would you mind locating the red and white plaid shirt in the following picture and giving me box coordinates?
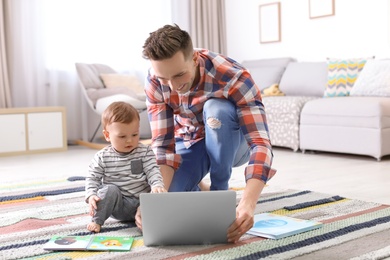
[145,49,275,183]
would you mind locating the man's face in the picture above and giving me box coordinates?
[151,51,198,94]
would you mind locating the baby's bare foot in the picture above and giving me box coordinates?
[87,222,101,233]
[198,180,210,191]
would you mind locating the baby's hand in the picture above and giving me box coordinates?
[151,186,167,193]
[88,195,100,216]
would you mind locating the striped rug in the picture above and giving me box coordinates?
[1,177,390,260]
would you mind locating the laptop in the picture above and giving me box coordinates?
[140,190,236,246]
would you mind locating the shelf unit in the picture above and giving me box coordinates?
[0,107,67,156]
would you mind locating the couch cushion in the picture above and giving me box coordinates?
[301,97,390,129]
[350,59,390,97]
[263,96,318,124]
[100,73,145,95]
[248,67,286,91]
[241,57,296,91]
[323,58,368,97]
[279,62,327,97]
[241,57,296,68]
[87,87,140,107]
[75,63,105,89]
[95,94,147,114]
[92,63,116,74]
[75,63,117,90]
[263,96,318,151]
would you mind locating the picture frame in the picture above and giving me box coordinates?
[259,2,281,44]
[309,0,335,19]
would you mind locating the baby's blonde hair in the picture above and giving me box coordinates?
[101,102,140,130]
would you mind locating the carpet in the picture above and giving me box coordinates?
[1,177,390,260]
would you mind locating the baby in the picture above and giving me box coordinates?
[85,101,166,232]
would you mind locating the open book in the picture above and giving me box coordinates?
[247,213,323,239]
[43,235,134,251]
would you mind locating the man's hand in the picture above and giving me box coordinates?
[135,206,142,230]
[227,200,255,243]
[227,179,265,243]
[88,195,100,216]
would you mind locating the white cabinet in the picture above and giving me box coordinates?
[27,112,64,150]
[0,107,67,156]
[0,114,26,153]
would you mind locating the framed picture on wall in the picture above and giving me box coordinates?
[259,2,281,43]
[309,0,335,19]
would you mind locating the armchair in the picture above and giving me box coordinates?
[75,63,151,143]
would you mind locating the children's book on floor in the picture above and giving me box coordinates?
[43,235,134,251]
[247,213,323,239]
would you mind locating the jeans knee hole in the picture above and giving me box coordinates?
[207,117,221,129]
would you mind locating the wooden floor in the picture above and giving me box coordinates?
[265,148,390,205]
[1,145,389,205]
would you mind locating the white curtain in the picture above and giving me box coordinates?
[6,0,47,107]
[5,0,172,140]
[190,0,227,55]
[0,0,12,108]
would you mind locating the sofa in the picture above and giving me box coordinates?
[241,57,390,161]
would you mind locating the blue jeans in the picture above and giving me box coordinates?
[169,99,250,191]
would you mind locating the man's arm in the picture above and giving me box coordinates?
[227,178,265,243]
[159,164,175,190]
[145,73,182,180]
[224,70,275,242]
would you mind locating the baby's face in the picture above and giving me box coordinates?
[103,120,140,153]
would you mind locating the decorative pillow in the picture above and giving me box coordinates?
[100,73,144,95]
[86,87,139,106]
[350,59,390,97]
[262,84,285,97]
[323,58,369,97]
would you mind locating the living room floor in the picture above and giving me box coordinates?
[1,145,389,205]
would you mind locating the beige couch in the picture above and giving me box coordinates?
[242,58,390,161]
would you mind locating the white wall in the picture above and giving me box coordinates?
[225,0,390,62]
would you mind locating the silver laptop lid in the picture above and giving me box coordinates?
[140,190,236,246]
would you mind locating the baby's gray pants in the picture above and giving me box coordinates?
[92,184,139,226]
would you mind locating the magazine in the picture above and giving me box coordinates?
[43,235,134,251]
[247,213,323,239]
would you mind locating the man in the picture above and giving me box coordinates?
[137,24,275,243]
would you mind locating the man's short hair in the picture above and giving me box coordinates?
[142,24,193,61]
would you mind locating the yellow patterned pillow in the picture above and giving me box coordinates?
[324,58,370,97]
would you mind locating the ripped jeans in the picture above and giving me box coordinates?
[169,99,250,191]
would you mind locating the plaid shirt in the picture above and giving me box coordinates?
[145,49,275,183]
